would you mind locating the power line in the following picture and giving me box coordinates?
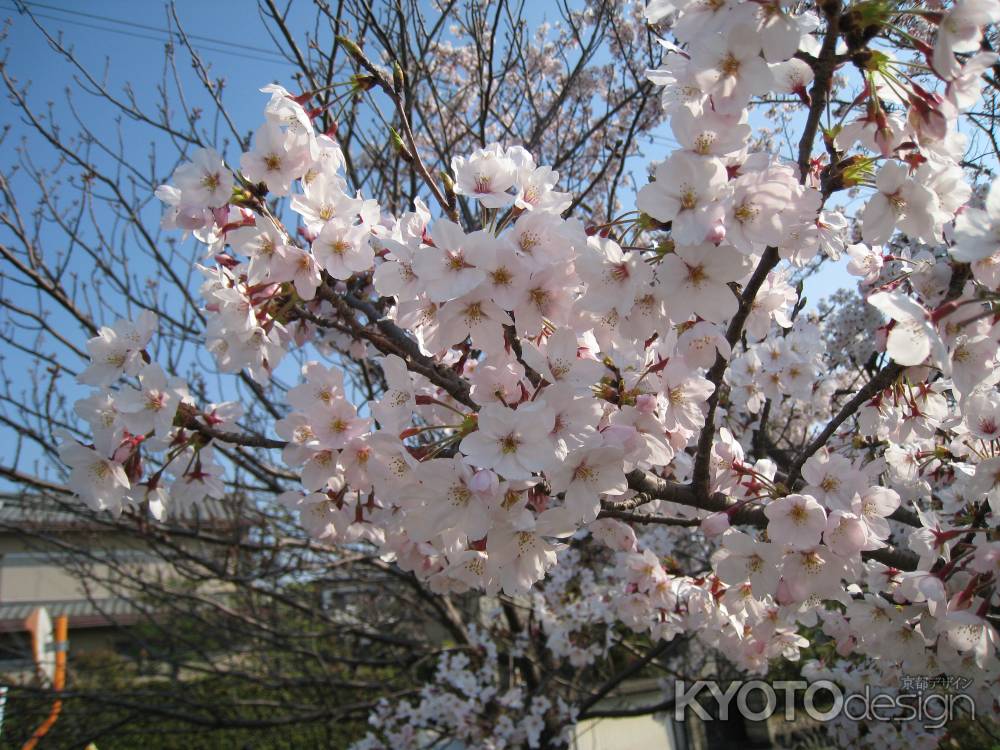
[20,0,283,56]
[4,1,291,64]
[4,8,280,63]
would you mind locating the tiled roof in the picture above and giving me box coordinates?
[0,493,243,531]
[0,597,142,632]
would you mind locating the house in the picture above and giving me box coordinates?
[0,492,238,678]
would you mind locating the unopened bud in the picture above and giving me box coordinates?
[636,212,661,231]
[459,413,478,435]
[440,170,457,212]
[392,62,405,94]
[704,223,726,245]
[701,512,730,538]
[389,127,413,163]
[469,469,497,494]
[336,35,365,66]
[230,186,253,205]
[655,238,676,257]
[635,393,657,415]
[351,73,378,93]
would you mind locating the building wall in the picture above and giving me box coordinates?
[0,547,168,606]
[574,714,679,750]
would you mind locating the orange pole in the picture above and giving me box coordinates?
[22,615,67,750]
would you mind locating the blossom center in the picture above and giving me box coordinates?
[720,53,741,77]
[490,267,513,287]
[819,475,840,493]
[499,433,521,454]
[145,391,166,412]
[685,263,707,286]
[734,202,758,224]
[448,484,472,506]
[679,185,698,210]
[789,503,809,524]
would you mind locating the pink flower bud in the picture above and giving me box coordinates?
[602,424,640,454]
[701,512,730,538]
[635,393,657,415]
[112,443,133,464]
[470,469,498,494]
[705,222,726,245]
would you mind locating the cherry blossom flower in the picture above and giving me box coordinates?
[314,400,371,450]
[413,221,489,302]
[116,363,189,437]
[78,311,158,387]
[371,355,416,430]
[512,159,571,213]
[372,235,422,300]
[577,236,653,314]
[511,263,577,337]
[764,494,827,550]
[437,290,511,354]
[240,120,309,196]
[861,161,942,245]
[636,152,727,244]
[951,180,1000,262]
[964,390,1000,440]
[969,456,1000,513]
[519,328,604,388]
[844,242,883,284]
[656,243,749,323]
[277,245,322,299]
[670,106,750,157]
[769,58,814,98]
[823,511,870,557]
[724,163,798,252]
[460,403,555,480]
[451,143,517,209]
[778,546,848,603]
[309,219,372,280]
[677,321,731,368]
[713,530,783,597]
[932,0,1000,80]
[868,290,947,367]
[74,391,126,457]
[691,24,774,113]
[408,458,492,542]
[546,444,626,523]
[57,434,131,514]
[169,147,233,209]
[659,359,714,432]
[853,486,900,544]
[801,451,866,512]
[229,223,290,286]
[487,518,564,595]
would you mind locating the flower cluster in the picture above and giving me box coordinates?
[350,628,574,750]
[58,0,1000,744]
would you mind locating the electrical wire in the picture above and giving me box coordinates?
[4,1,291,64]
[19,0,282,55]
